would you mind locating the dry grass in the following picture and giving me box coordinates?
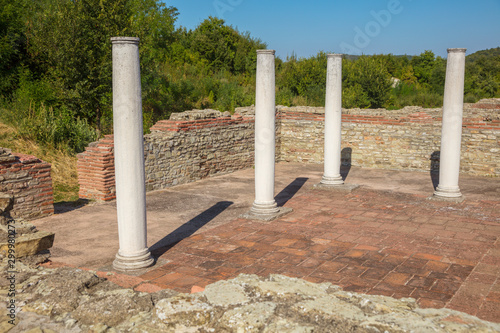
[0,121,80,203]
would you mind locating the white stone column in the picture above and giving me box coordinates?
[251,49,279,216]
[434,48,466,200]
[111,37,153,271]
[321,54,344,186]
[241,50,291,221]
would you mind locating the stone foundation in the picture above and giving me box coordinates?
[77,99,500,201]
[0,148,54,219]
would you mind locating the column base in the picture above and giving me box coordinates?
[430,185,464,202]
[240,201,292,221]
[319,175,344,186]
[314,183,359,193]
[113,248,154,272]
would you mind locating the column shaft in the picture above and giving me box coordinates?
[435,48,466,199]
[321,54,344,185]
[111,37,153,270]
[251,50,279,215]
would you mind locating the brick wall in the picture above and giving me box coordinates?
[77,99,500,201]
[0,148,54,219]
[76,135,115,201]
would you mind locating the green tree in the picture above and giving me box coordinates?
[0,0,28,97]
[26,0,178,132]
[411,50,436,86]
[344,56,392,108]
[190,17,239,73]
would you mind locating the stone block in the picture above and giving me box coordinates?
[0,192,13,214]
[0,230,54,257]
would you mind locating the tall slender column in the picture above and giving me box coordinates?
[434,48,466,200]
[321,54,344,185]
[241,49,291,221]
[251,49,279,215]
[111,37,153,270]
[315,54,358,192]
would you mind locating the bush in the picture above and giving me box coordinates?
[3,102,97,153]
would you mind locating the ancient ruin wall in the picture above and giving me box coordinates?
[77,110,258,200]
[0,148,54,219]
[279,101,500,176]
[77,100,500,201]
[144,110,256,191]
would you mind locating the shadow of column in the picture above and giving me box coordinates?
[149,201,233,258]
[274,177,309,207]
[340,147,353,181]
[430,151,440,190]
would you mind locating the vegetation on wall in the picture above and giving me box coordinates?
[1,0,499,154]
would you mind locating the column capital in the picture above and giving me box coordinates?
[111,37,140,45]
[257,49,275,55]
[447,48,466,53]
[327,53,344,58]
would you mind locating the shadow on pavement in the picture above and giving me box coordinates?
[430,151,440,190]
[150,201,233,258]
[275,177,308,207]
[54,199,91,214]
[341,147,353,181]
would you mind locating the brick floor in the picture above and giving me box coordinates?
[89,187,499,323]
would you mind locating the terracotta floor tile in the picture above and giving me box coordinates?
[446,264,475,280]
[272,238,299,247]
[427,272,463,283]
[169,275,204,288]
[413,253,444,261]
[239,265,265,276]
[345,249,367,258]
[106,274,144,289]
[134,282,165,293]
[395,265,430,277]
[139,268,172,281]
[174,266,205,277]
[467,272,497,285]
[430,279,462,295]
[373,282,415,296]
[278,247,310,257]
[476,301,500,323]
[362,259,397,271]
[383,272,412,286]
[197,259,226,270]
[418,298,447,309]
[379,255,407,268]
[338,264,368,277]
[153,272,184,285]
[486,291,500,302]
[278,265,314,279]
[367,288,394,297]
[411,288,453,303]
[424,260,450,273]
[299,257,325,269]
[360,268,390,280]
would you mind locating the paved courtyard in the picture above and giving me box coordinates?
[35,163,500,323]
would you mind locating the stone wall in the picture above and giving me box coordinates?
[0,148,54,219]
[144,109,255,191]
[78,110,258,200]
[77,99,500,201]
[279,100,500,176]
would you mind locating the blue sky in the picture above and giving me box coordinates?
[164,0,500,59]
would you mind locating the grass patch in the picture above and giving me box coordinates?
[0,121,80,203]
